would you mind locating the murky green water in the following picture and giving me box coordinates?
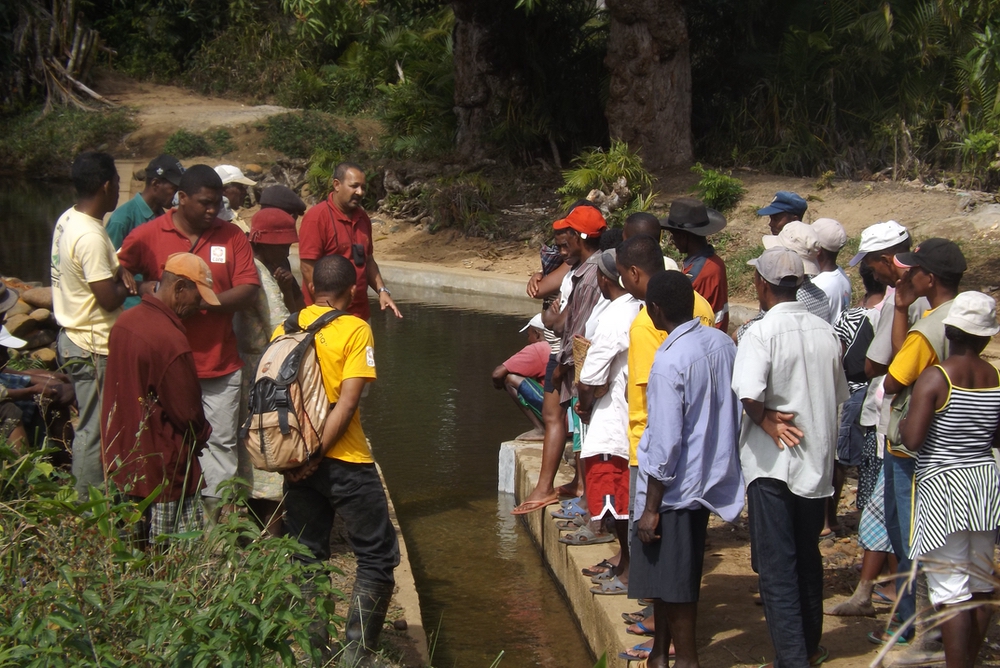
[0,180,75,284]
[365,301,593,668]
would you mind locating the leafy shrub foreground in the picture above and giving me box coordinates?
[0,446,339,667]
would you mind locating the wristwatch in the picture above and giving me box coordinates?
[378,287,391,296]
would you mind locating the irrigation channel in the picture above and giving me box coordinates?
[3,179,594,667]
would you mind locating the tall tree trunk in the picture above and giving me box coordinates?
[451,0,525,163]
[604,0,692,169]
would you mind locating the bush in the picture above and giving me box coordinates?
[689,163,745,213]
[0,446,340,667]
[556,140,656,226]
[0,107,138,178]
[163,129,212,158]
[263,112,358,159]
[426,173,497,236]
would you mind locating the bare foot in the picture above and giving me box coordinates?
[555,482,583,498]
[515,429,545,442]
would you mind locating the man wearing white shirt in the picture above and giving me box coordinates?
[733,247,849,668]
[811,217,853,322]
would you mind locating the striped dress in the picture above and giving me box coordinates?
[909,366,1000,558]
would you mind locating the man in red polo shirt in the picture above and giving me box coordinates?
[118,165,260,525]
[298,162,402,320]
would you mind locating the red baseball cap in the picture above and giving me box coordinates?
[552,205,607,237]
[249,208,298,245]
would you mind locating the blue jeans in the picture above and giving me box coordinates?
[284,458,400,585]
[748,478,826,667]
[883,453,917,639]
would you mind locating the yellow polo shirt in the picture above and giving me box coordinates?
[272,305,377,463]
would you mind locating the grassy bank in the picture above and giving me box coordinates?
[0,107,137,178]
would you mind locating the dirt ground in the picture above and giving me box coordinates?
[98,75,1000,666]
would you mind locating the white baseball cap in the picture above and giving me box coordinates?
[214,164,256,186]
[0,326,26,349]
[943,291,1000,338]
[849,220,910,266]
[811,218,847,252]
[762,221,821,276]
[520,313,546,333]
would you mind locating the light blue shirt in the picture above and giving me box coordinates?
[636,318,745,522]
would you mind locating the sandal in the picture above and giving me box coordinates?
[583,559,615,577]
[555,518,585,531]
[550,505,587,520]
[867,630,909,647]
[591,574,628,595]
[511,494,559,515]
[591,569,617,583]
[621,606,652,624]
[626,620,654,636]
[758,645,829,668]
[559,525,614,545]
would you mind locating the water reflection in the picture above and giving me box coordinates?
[365,300,593,668]
[0,180,75,284]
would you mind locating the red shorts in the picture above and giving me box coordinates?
[584,454,630,520]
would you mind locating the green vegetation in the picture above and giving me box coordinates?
[262,112,358,160]
[0,445,339,666]
[0,107,137,176]
[163,127,237,158]
[689,163,745,213]
[556,140,656,225]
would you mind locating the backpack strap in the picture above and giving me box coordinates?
[305,308,346,333]
[284,311,304,334]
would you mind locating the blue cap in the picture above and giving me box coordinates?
[757,191,807,217]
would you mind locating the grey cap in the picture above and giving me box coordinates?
[598,248,620,281]
[748,247,805,288]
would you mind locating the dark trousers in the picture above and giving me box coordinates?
[284,458,400,585]
[883,453,917,639]
[748,478,826,668]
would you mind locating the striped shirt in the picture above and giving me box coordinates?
[909,365,1000,557]
[834,306,875,393]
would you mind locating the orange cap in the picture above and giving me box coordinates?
[552,205,607,237]
[163,252,221,306]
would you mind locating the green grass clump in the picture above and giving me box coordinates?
[263,111,358,159]
[163,128,212,158]
[0,107,138,178]
[690,163,745,213]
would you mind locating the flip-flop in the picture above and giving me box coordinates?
[591,575,628,595]
[559,525,614,545]
[621,606,652,624]
[758,646,828,668]
[583,559,615,577]
[867,630,909,647]
[626,620,654,636]
[618,644,651,661]
[511,494,559,515]
[872,585,895,604]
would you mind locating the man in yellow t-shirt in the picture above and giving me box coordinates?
[277,254,399,666]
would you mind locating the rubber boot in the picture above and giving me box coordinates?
[338,579,393,667]
[300,575,333,665]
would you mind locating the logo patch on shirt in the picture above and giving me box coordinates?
[210,246,226,263]
[365,346,375,367]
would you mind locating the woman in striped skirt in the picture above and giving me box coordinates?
[900,291,1000,668]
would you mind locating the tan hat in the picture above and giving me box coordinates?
[163,252,221,306]
[942,291,999,337]
[811,218,847,252]
[748,247,805,288]
[762,221,821,276]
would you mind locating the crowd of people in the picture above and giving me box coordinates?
[0,151,407,666]
[496,193,1000,668]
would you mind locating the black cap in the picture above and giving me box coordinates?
[145,155,185,186]
[893,238,967,283]
[259,185,306,216]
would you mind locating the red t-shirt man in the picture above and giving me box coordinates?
[118,209,260,378]
[298,163,401,321]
